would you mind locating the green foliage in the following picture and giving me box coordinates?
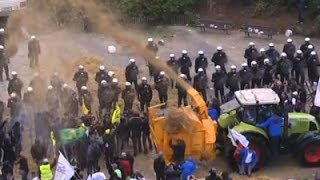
[116,0,196,23]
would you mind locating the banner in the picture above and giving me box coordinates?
[59,127,86,145]
[229,128,249,148]
[54,152,74,180]
[314,78,320,107]
[82,98,90,115]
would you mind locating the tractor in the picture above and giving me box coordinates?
[218,88,320,170]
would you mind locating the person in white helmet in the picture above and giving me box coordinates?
[125,59,139,88]
[107,71,115,83]
[23,86,35,105]
[265,43,280,65]
[211,65,226,103]
[250,61,264,88]
[122,82,136,112]
[239,63,252,89]
[292,50,305,84]
[0,44,9,81]
[28,35,41,68]
[46,85,60,114]
[61,83,78,116]
[8,92,22,119]
[300,37,312,54]
[8,71,23,98]
[98,80,113,116]
[95,65,108,86]
[283,38,296,64]
[304,44,315,62]
[137,77,152,112]
[193,68,208,102]
[226,65,240,94]
[178,50,192,80]
[155,71,170,105]
[79,86,92,114]
[256,48,267,67]
[307,51,320,84]
[195,51,208,74]
[50,72,64,95]
[176,74,188,107]
[110,78,121,109]
[73,65,89,94]
[262,59,274,86]
[277,53,291,82]
[146,38,158,77]
[244,42,258,68]
[0,28,5,46]
[167,54,179,88]
[211,47,227,73]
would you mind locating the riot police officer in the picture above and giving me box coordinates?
[98,80,109,115]
[176,74,188,107]
[307,51,319,84]
[211,65,226,103]
[283,38,296,63]
[23,87,35,106]
[239,63,252,90]
[178,50,192,81]
[137,77,152,112]
[250,61,264,88]
[46,85,59,114]
[8,92,22,120]
[211,46,228,73]
[266,43,280,66]
[110,78,122,109]
[0,45,9,81]
[300,37,312,54]
[293,50,305,84]
[107,71,114,83]
[79,86,92,114]
[28,35,41,68]
[8,71,23,98]
[125,59,139,88]
[193,68,208,102]
[244,42,258,67]
[95,65,108,86]
[50,72,64,96]
[146,38,158,78]
[73,65,89,94]
[226,65,240,94]
[195,51,208,74]
[0,28,5,46]
[263,59,274,86]
[166,54,180,88]
[304,45,314,63]
[277,53,291,82]
[257,48,267,67]
[155,71,169,105]
[122,82,136,112]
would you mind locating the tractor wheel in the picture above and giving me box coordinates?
[299,138,320,166]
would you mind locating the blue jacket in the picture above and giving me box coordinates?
[181,158,197,180]
[240,147,257,167]
[208,108,219,120]
[257,114,283,137]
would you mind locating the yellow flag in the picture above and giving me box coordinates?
[82,98,89,115]
[112,104,121,124]
[50,131,56,147]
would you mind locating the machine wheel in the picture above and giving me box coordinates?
[300,139,320,166]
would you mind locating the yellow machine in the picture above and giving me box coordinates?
[148,88,217,163]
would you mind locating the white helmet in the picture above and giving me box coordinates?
[11,71,17,75]
[269,43,274,47]
[101,80,107,85]
[78,65,84,69]
[287,38,292,43]
[198,50,204,54]
[311,51,317,55]
[264,58,269,64]
[182,50,187,54]
[63,83,68,88]
[125,82,131,86]
[0,28,4,33]
[305,37,310,42]
[147,38,153,42]
[99,65,105,70]
[215,65,221,69]
[308,45,313,49]
[108,71,114,77]
[251,61,257,65]
[141,77,147,81]
[249,42,255,46]
[31,35,36,40]
[10,92,17,98]
[242,63,248,67]
[48,85,53,90]
[230,65,236,69]
[217,46,223,50]
[34,72,39,77]
[160,71,165,75]
[292,91,298,96]
[81,86,87,90]
[155,56,160,59]
[112,78,118,83]
[169,54,175,58]
[198,68,204,72]
[297,50,302,54]
[129,59,135,63]
[180,74,186,78]
[27,87,33,92]
[281,52,287,57]
[0,45,4,50]
[43,158,49,163]
[53,72,58,76]
[259,48,265,52]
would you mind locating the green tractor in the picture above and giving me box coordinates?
[217,88,320,170]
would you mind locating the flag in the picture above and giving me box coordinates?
[228,128,249,148]
[59,127,86,145]
[82,99,90,115]
[111,103,121,124]
[54,152,75,180]
[314,78,320,107]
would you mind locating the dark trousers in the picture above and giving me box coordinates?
[142,133,153,153]
[178,93,188,107]
[128,80,138,89]
[241,82,250,90]
[280,73,290,83]
[29,55,39,68]
[214,86,224,103]
[156,173,165,180]
[251,79,262,88]
[0,63,9,81]
[295,70,305,84]
[132,132,142,156]
[140,101,150,112]
[270,136,281,157]
[158,92,168,104]
[181,68,192,81]
[197,89,207,102]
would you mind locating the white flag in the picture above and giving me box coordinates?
[54,152,75,180]
[314,78,320,107]
[229,128,249,148]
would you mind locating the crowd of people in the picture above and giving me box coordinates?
[0,23,318,180]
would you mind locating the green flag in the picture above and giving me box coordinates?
[59,127,86,145]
